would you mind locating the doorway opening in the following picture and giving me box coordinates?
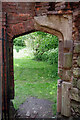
[12,31,59,118]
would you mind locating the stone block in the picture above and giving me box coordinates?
[77,56,80,67]
[72,77,77,88]
[70,88,80,102]
[73,68,80,78]
[64,40,73,52]
[63,53,72,69]
[77,79,80,90]
[74,43,80,53]
[61,82,71,117]
[62,70,72,81]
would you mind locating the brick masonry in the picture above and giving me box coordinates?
[1,1,80,119]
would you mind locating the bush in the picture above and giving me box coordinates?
[47,48,58,64]
[14,36,26,47]
[32,31,58,64]
[14,36,26,52]
[34,33,58,54]
[34,48,58,65]
[14,46,25,52]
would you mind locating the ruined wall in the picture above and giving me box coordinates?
[71,7,80,118]
[55,3,80,118]
[1,2,80,119]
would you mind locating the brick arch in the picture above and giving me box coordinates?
[7,20,35,40]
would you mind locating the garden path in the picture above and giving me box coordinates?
[15,97,55,119]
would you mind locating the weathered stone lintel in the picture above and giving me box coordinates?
[34,14,72,41]
[34,20,63,41]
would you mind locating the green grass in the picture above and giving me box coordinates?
[13,56,58,115]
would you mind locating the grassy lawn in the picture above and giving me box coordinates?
[13,54,58,115]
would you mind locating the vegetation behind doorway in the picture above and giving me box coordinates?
[13,31,59,115]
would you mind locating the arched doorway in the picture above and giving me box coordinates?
[2,13,73,119]
[13,31,59,118]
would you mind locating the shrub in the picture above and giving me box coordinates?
[14,36,26,52]
[14,36,26,47]
[47,48,58,64]
[34,48,58,65]
[14,46,25,52]
[32,31,59,64]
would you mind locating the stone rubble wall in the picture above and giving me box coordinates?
[71,7,80,118]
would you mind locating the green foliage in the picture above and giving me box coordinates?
[31,31,59,65]
[36,48,58,64]
[14,36,26,52]
[13,31,58,62]
[14,46,25,52]
[29,31,58,50]
[14,36,26,46]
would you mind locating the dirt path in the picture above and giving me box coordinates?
[15,97,55,119]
